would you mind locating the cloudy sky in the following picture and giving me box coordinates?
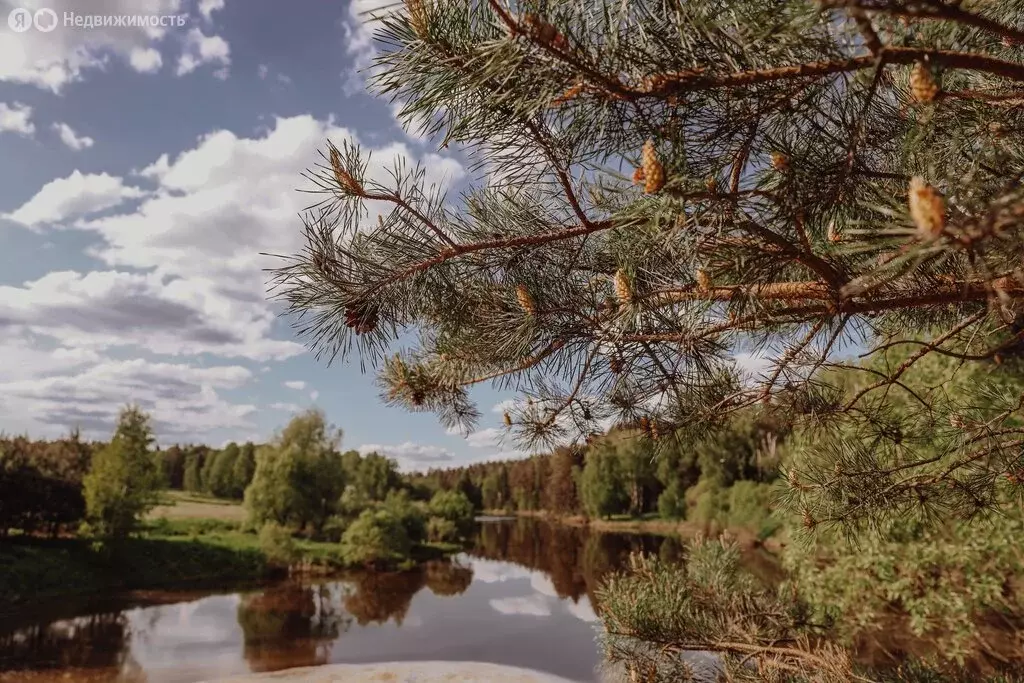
[0,0,521,470]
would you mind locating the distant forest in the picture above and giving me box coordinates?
[0,407,785,538]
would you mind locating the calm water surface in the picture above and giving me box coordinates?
[0,518,681,683]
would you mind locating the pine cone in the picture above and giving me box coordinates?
[405,0,428,39]
[910,62,939,104]
[523,14,566,49]
[345,304,379,335]
[827,221,842,244]
[638,416,652,437]
[641,139,665,194]
[705,176,717,193]
[516,284,536,316]
[631,167,646,185]
[696,269,712,293]
[329,146,365,196]
[613,269,633,305]
[770,152,789,172]
[609,356,624,374]
[551,82,584,107]
[908,176,946,240]
[801,508,817,530]
[503,412,513,427]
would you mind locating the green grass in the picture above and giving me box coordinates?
[0,534,269,607]
[1,492,468,605]
[148,489,247,522]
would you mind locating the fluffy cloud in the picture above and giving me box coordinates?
[4,171,145,228]
[129,47,163,73]
[0,270,300,360]
[283,380,306,390]
[197,0,225,21]
[53,122,95,150]
[357,441,455,470]
[0,102,35,136]
[489,595,551,618]
[176,28,230,77]
[0,0,184,91]
[0,350,255,441]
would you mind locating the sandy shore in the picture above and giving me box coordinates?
[202,661,582,682]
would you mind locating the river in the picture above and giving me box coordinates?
[0,518,686,683]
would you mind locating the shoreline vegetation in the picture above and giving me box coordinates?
[0,492,461,607]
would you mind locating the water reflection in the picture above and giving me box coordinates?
[237,584,349,672]
[0,519,672,683]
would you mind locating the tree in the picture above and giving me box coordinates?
[82,405,162,537]
[428,489,476,539]
[352,451,401,502]
[545,446,583,514]
[272,0,1024,537]
[340,509,412,567]
[182,449,204,493]
[205,443,240,498]
[244,409,346,534]
[579,445,628,519]
[270,1,1024,677]
[232,441,258,498]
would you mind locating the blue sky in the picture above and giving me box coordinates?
[0,0,522,470]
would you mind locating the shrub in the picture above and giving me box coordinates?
[427,490,475,539]
[321,515,349,543]
[656,481,686,520]
[427,516,458,543]
[382,490,427,543]
[340,509,411,567]
[259,522,298,567]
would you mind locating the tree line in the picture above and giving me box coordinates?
[413,409,788,538]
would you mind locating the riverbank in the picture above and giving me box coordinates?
[488,509,781,550]
[0,518,458,607]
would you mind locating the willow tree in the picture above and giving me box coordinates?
[272,0,1024,537]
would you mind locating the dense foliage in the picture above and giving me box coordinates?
[82,406,163,538]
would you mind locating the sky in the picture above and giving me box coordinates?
[0,0,523,471]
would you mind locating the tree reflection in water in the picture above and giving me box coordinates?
[236,583,350,673]
[424,558,473,597]
[342,567,427,626]
[470,517,670,614]
[0,611,145,682]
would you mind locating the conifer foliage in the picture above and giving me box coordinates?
[272,0,1024,535]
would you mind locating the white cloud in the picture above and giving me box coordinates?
[0,270,302,360]
[176,28,230,77]
[0,354,256,442]
[469,558,534,584]
[198,0,225,21]
[310,390,319,401]
[53,122,95,150]
[489,595,551,618]
[0,102,35,136]
[465,427,503,449]
[357,441,455,471]
[257,63,269,79]
[4,171,145,228]
[566,598,598,623]
[129,47,163,73]
[268,402,301,412]
[283,380,306,390]
[6,116,465,438]
[491,399,517,414]
[0,0,184,92]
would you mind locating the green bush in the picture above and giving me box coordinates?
[427,516,458,543]
[258,522,298,567]
[340,509,411,567]
[656,481,686,519]
[321,515,349,543]
[427,490,475,539]
[383,489,427,543]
